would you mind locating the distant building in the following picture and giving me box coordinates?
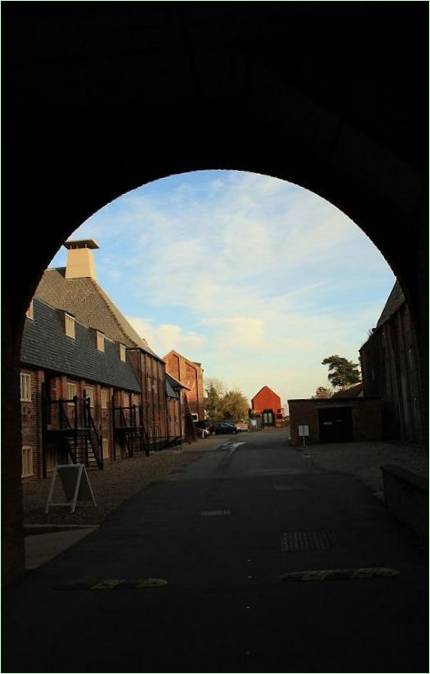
[251,386,284,427]
[359,281,424,443]
[163,350,205,421]
[288,396,381,445]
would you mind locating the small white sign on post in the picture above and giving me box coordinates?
[45,464,97,514]
[298,424,310,447]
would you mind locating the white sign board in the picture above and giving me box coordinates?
[45,464,97,513]
[298,424,310,437]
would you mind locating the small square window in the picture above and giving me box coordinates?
[119,344,126,362]
[26,301,34,320]
[65,313,75,339]
[97,331,105,352]
[20,373,32,402]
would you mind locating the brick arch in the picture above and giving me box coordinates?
[3,4,427,584]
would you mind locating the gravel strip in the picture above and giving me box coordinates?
[23,446,206,526]
[304,441,428,493]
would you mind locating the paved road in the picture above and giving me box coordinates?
[4,431,427,672]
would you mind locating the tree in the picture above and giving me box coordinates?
[321,355,361,389]
[204,380,224,420]
[312,386,332,399]
[204,378,249,420]
[220,390,249,420]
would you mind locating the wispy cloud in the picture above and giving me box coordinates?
[50,170,395,402]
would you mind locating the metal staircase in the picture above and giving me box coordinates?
[43,393,103,471]
[112,402,149,457]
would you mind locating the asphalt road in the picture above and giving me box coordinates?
[4,431,427,672]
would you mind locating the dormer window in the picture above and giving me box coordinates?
[96,330,105,352]
[119,344,126,362]
[26,301,34,320]
[65,313,75,339]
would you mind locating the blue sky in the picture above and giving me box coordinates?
[49,170,395,409]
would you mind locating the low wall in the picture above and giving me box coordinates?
[381,464,428,538]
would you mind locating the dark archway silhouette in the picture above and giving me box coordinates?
[3,3,428,583]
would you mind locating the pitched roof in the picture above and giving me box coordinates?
[166,372,190,390]
[331,383,363,399]
[35,268,163,361]
[163,350,203,371]
[376,280,405,328]
[165,374,179,398]
[21,299,141,392]
[251,385,281,403]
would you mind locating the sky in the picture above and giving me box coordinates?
[49,170,396,410]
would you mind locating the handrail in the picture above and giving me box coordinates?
[85,398,104,469]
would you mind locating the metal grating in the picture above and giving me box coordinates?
[200,509,231,517]
[281,530,334,552]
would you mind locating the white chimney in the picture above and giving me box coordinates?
[64,239,99,279]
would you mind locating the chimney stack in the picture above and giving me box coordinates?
[64,239,99,280]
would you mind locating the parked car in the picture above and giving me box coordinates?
[210,421,239,435]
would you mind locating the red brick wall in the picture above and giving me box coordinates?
[289,399,382,445]
[289,400,320,445]
[252,387,282,414]
[164,352,205,420]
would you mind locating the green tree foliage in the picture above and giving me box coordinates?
[321,355,361,389]
[312,386,332,399]
[220,390,249,420]
[204,379,249,420]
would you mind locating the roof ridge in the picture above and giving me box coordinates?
[88,277,140,346]
[88,277,164,362]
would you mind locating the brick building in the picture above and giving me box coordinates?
[359,281,424,443]
[251,386,284,427]
[19,239,190,480]
[289,396,382,445]
[163,350,205,421]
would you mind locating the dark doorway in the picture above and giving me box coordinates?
[318,407,353,443]
[262,409,275,427]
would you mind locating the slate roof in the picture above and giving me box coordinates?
[35,268,163,362]
[21,298,141,392]
[166,374,179,398]
[376,281,405,328]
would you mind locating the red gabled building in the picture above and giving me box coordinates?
[251,385,284,427]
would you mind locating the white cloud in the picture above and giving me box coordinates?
[126,316,205,356]
[50,170,395,402]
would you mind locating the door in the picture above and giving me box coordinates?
[318,407,353,443]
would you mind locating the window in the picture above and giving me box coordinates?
[20,373,32,402]
[86,387,95,407]
[191,413,198,422]
[65,313,75,339]
[21,446,33,477]
[96,331,105,352]
[101,389,109,409]
[67,382,77,401]
[26,301,34,320]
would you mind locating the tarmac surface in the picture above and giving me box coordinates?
[4,431,428,672]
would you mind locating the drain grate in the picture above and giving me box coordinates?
[281,530,334,552]
[200,509,231,517]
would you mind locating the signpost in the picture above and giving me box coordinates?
[45,464,97,514]
[298,424,310,448]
